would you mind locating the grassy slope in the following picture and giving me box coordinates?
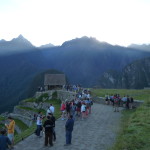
[14,98,61,144]
[91,89,150,150]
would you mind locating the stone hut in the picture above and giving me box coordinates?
[44,74,66,90]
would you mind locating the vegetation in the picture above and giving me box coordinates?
[91,89,150,101]
[14,119,28,131]
[14,98,61,144]
[91,88,150,150]
[0,116,5,129]
[14,124,36,144]
[24,93,49,103]
[16,106,46,115]
[52,91,58,99]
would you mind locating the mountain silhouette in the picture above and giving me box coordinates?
[0,36,150,113]
[0,35,35,55]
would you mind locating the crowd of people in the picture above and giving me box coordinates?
[60,91,93,121]
[33,89,93,147]
[105,94,134,112]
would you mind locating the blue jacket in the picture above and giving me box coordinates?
[65,118,74,132]
[0,135,11,150]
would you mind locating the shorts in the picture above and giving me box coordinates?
[8,133,14,142]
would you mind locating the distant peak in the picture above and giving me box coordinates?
[0,39,6,43]
[17,34,24,39]
[10,34,34,47]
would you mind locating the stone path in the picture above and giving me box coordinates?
[14,103,123,150]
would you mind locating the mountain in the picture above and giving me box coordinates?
[98,57,150,89]
[0,35,35,55]
[0,36,150,113]
[128,44,150,51]
[39,43,55,48]
[40,37,150,86]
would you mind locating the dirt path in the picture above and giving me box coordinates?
[14,103,122,150]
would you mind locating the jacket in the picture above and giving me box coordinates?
[43,119,54,132]
[6,120,15,134]
[65,118,74,132]
[0,135,11,150]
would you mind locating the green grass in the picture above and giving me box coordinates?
[23,98,36,102]
[14,99,61,144]
[24,93,49,103]
[0,116,6,130]
[91,89,150,150]
[14,124,36,144]
[14,119,28,131]
[110,99,150,150]
[91,89,150,101]
[44,99,62,118]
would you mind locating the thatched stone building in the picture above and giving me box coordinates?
[44,74,66,90]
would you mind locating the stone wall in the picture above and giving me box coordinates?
[9,113,33,127]
[35,90,76,102]
[19,101,50,110]
[93,97,144,107]
[13,107,35,121]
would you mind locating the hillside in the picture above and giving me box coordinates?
[0,36,150,113]
[98,57,150,89]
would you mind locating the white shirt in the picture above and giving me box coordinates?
[81,104,86,112]
[46,109,51,116]
[49,106,55,114]
[36,116,42,125]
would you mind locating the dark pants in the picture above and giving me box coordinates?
[45,131,53,146]
[66,130,72,144]
[53,128,56,141]
[36,125,42,136]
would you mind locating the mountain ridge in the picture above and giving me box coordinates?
[0,36,150,113]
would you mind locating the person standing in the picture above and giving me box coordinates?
[49,104,55,114]
[48,113,56,141]
[60,101,66,120]
[43,116,54,147]
[35,112,43,137]
[0,129,11,150]
[5,116,15,149]
[126,96,130,109]
[64,115,74,146]
[130,97,134,109]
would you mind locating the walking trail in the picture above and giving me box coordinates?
[14,103,123,150]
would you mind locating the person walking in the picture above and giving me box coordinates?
[43,116,54,147]
[64,115,74,146]
[0,129,11,150]
[5,116,15,149]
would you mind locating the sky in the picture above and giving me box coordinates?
[0,0,150,47]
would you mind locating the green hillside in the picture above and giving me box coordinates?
[91,88,150,150]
